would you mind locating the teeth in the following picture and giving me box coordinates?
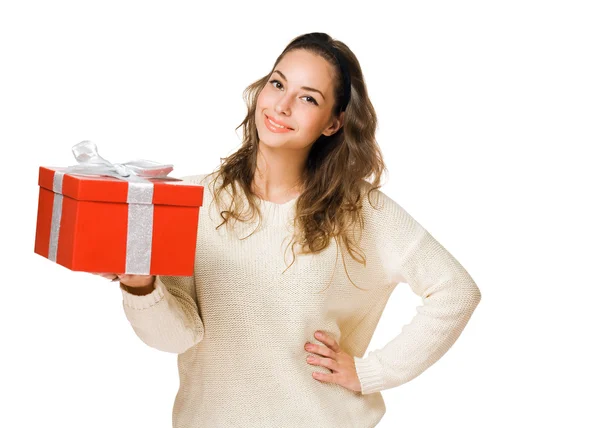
[268,117,288,129]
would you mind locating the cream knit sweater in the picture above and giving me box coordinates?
[120,173,481,428]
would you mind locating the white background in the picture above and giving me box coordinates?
[1,1,598,427]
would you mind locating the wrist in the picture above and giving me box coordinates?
[120,277,156,296]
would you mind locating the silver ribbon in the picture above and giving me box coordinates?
[63,140,173,182]
[48,141,174,274]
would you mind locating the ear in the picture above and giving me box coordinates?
[322,111,345,137]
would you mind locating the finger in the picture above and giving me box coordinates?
[305,343,337,360]
[312,371,336,383]
[306,355,339,371]
[314,331,341,353]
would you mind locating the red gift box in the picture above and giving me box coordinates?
[34,166,204,276]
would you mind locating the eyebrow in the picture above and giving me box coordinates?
[273,70,325,101]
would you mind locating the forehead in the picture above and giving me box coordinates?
[274,49,336,93]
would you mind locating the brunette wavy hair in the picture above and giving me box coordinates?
[205,32,387,290]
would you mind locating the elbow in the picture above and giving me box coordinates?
[444,278,481,317]
[172,326,205,354]
[133,325,205,355]
[176,327,205,354]
[461,280,481,314]
[469,281,482,305]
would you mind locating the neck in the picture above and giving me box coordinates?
[252,143,307,199]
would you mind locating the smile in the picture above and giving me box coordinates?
[264,114,293,133]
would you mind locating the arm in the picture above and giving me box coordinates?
[353,191,481,395]
[121,274,205,354]
[120,174,206,354]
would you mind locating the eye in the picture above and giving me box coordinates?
[304,96,318,105]
[269,79,284,90]
[268,79,319,105]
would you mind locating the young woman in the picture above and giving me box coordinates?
[100,32,481,427]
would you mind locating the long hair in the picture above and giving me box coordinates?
[205,32,387,290]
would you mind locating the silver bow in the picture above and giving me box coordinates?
[62,140,173,183]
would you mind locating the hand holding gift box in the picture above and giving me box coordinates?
[34,141,204,276]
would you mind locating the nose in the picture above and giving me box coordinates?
[275,93,293,115]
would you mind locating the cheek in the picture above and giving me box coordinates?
[258,89,277,108]
[304,114,326,134]
[255,94,268,120]
[256,88,267,109]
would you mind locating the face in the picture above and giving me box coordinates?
[255,49,344,151]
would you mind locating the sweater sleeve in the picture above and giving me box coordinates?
[121,274,205,354]
[120,173,206,354]
[353,191,482,395]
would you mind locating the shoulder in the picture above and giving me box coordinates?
[358,181,425,237]
[357,180,397,213]
[176,172,219,186]
[175,172,222,207]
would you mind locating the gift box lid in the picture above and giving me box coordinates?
[38,166,203,207]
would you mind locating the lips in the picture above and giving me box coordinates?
[265,114,293,130]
